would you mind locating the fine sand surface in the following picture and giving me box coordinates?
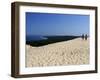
[26,38,89,67]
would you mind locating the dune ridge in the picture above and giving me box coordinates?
[26,38,89,67]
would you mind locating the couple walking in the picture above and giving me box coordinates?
[82,34,88,40]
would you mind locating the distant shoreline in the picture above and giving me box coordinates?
[26,35,80,47]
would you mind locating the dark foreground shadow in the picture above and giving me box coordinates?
[26,36,80,47]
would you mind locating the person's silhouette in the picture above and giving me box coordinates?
[82,34,84,40]
[85,34,87,40]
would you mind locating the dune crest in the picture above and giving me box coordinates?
[26,38,89,67]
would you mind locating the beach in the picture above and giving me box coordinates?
[26,38,89,67]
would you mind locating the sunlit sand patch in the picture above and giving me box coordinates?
[26,38,89,67]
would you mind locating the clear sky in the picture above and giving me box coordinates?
[26,12,89,36]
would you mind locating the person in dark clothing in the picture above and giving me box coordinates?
[85,34,88,40]
[82,34,84,40]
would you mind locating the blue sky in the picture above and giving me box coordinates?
[26,12,89,36]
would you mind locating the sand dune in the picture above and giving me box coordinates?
[26,38,89,67]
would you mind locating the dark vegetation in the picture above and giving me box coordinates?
[26,36,80,47]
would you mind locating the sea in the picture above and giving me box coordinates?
[26,35,48,41]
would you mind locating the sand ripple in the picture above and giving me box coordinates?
[26,38,89,67]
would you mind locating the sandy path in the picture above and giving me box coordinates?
[26,38,89,67]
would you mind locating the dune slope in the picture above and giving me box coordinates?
[26,38,89,67]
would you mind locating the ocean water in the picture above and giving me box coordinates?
[26,35,48,41]
[26,35,80,46]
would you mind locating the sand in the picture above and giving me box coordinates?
[26,38,89,67]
